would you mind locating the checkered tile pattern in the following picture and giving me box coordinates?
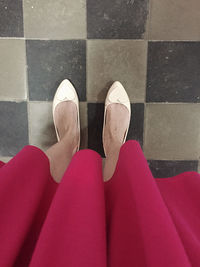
[0,0,200,177]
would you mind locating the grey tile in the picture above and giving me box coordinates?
[87,40,147,103]
[148,160,198,178]
[87,0,149,39]
[87,103,104,157]
[0,40,27,101]
[26,40,86,101]
[0,0,23,37]
[24,0,86,39]
[0,101,28,156]
[146,42,200,103]
[149,0,200,40]
[127,104,144,148]
[79,102,88,149]
[29,101,87,151]
[144,103,200,160]
[29,102,57,151]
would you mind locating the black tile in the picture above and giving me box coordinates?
[0,102,28,156]
[87,103,144,157]
[147,159,198,178]
[26,40,86,101]
[88,103,105,157]
[146,42,200,103]
[127,103,144,149]
[87,0,149,39]
[0,0,23,37]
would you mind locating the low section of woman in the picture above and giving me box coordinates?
[0,80,199,267]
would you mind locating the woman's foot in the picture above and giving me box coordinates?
[45,80,80,183]
[103,81,131,181]
[54,101,79,156]
[103,103,130,156]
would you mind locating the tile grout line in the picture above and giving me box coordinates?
[24,39,31,146]
[146,0,152,40]
[85,0,88,148]
[142,38,148,154]
[86,39,88,103]
[22,0,25,38]
[1,37,200,42]
[1,98,200,105]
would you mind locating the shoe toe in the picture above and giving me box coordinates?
[56,79,76,101]
[107,81,130,105]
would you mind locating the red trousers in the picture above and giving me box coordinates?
[0,140,200,266]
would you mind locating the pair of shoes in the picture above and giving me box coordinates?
[52,79,131,156]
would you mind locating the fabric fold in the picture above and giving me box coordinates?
[104,140,192,267]
[0,145,58,267]
[29,149,107,267]
[0,140,200,266]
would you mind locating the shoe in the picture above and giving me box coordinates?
[102,81,131,157]
[52,79,80,152]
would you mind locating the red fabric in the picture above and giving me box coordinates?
[0,140,199,266]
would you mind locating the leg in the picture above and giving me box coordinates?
[45,102,79,183]
[103,104,129,181]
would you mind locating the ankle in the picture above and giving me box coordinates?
[61,132,78,154]
[105,139,122,156]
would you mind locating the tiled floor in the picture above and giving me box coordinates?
[0,0,200,178]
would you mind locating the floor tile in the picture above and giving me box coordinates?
[146,42,200,103]
[0,0,199,170]
[87,103,144,157]
[144,104,200,160]
[87,103,104,157]
[148,160,198,178]
[26,40,86,101]
[0,39,27,100]
[127,104,144,148]
[79,102,88,149]
[29,101,87,151]
[149,0,200,40]
[0,157,12,163]
[87,0,149,39]
[28,102,57,151]
[87,40,147,103]
[0,0,23,37]
[23,0,86,39]
[0,101,28,156]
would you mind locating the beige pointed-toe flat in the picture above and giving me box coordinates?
[102,81,131,157]
[52,79,80,152]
